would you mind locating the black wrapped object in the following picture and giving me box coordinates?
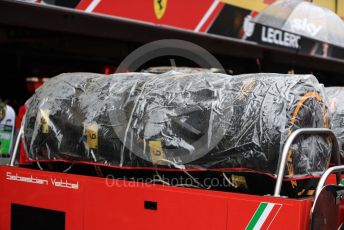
[325,87,344,155]
[24,72,150,164]
[23,72,331,181]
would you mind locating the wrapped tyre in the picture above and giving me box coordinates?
[23,72,151,164]
[23,72,331,196]
[325,87,344,155]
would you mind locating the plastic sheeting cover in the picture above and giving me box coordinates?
[325,87,344,155]
[23,72,331,177]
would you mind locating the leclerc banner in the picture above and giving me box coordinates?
[244,22,344,59]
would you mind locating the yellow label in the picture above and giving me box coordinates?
[239,80,256,100]
[231,174,248,190]
[154,0,167,20]
[39,110,50,134]
[148,140,165,165]
[85,123,98,149]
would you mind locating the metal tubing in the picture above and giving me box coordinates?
[9,126,23,166]
[310,165,344,218]
[273,128,341,197]
[314,165,344,198]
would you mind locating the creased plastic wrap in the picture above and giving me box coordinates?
[325,87,344,155]
[23,72,331,178]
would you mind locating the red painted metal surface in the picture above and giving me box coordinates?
[76,0,223,32]
[0,165,314,229]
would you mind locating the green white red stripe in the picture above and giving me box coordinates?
[246,202,282,230]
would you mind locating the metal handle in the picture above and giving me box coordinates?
[9,126,23,166]
[273,128,341,197]
[310,165,344,220]
[314,165,344,198]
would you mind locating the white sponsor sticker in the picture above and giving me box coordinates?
[290,18,322,37]
[261,26,301,49]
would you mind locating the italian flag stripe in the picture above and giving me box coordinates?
[246,202,282,230]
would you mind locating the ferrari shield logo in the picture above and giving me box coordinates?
[154,0,167,20]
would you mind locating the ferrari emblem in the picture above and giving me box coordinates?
[154,0,167,20]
